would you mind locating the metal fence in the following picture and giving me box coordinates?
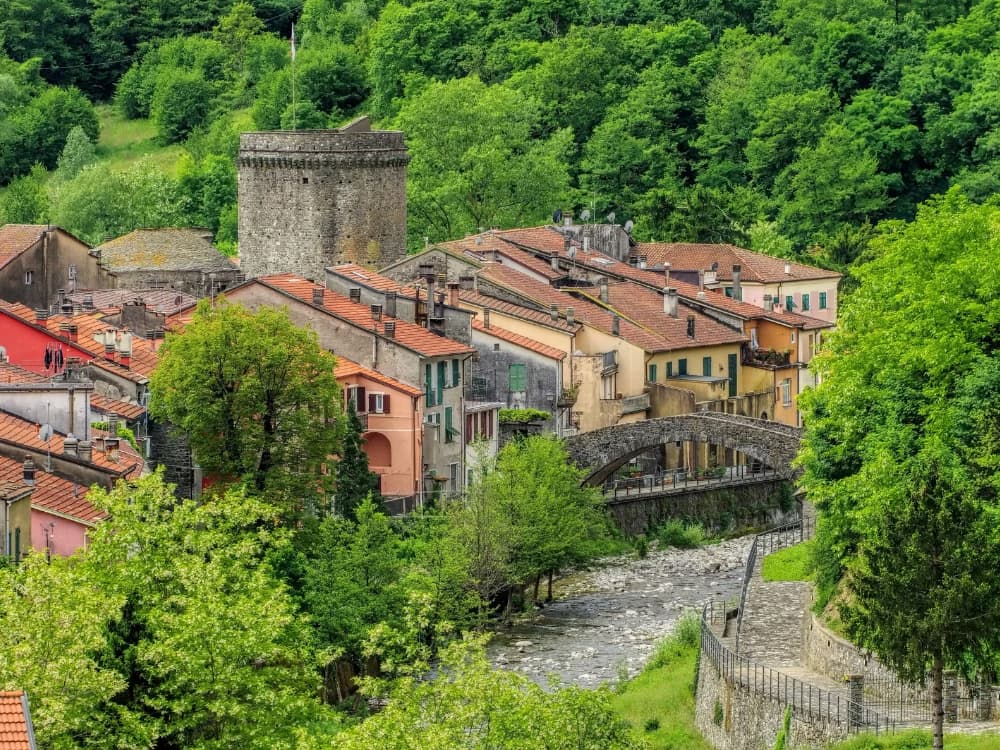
[862,672,993,725]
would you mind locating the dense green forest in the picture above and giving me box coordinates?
[1,0,998,260]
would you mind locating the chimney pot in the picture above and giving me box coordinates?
[64,434,79,457]
[611,314,620,336]
[82,294,94,310]
[565,307,574,326]
[22,455,35,486]
[598,278,609,304]
[61,301,73,316]
[77,440,92,463]
[550,303,559,321]
[583,236,590,253]
[447,282,460,307]
[784,262,792,275]
[551,256,560,272]
[67,323,78,342]
[664,262,671,282]
[663,287,679,318]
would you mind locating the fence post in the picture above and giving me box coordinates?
[847,674,864,729]
[943,670,958,723]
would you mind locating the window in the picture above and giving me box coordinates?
[444,406,454,442]
[801,293,810,311]
[493,343,500,351]
[425,364,433,406]
[449,463,458,493]
[785,295,794,311]
[346,385,366,412]
[819,292,827,310]
[23,270,32,285]
[509,363,527,392]
[68,264,77,280]
[666,362,673,377]
[702,356,712,376]
[781,378,792,406]
[425,412,440,425]
[601,372,616,400]
[648,364,657,382]
[367,392,389,414]
[436,361,446,404]
[724,287,733,297]
[452,359,460,387]
[678,358,687,375]
[465,414,474,445]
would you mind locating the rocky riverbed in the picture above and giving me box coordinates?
[487,535,753,687]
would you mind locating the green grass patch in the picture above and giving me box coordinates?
[761,540,813,582]
[611,610,711,749]
[95,106,185,175]
[828,729,1000,749]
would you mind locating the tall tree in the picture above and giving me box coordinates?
[150,299,343,516]
[798,190,1000,750]
[335,403,380,521]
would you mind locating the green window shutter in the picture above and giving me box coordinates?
[801,293,810,311]
[819,292,827,309]
[678,358,687,375]
[509,363,526,391]
[445,406,453,442]
[785,295,794,311]
[666,362,673,377]
[437,361,445,403]
[648,364,657,382]
[703,356,712,376]
[452,358,460,387]
[425,363,433,406]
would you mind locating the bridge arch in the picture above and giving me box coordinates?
[564,413,802,486]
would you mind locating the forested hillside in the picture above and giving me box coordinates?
[1,0,998,263]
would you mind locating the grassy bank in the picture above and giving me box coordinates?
[829,729,1000,749]
[610,612,711,749]
[761,540,814,582]
[95,106,185,174]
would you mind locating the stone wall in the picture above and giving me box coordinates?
[802,610,895,684]
[696,649,851,750]
[607,479,797,536]
[238,127,409,283]
[148,419,199,500]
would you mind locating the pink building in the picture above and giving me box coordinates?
[335,356,424,502]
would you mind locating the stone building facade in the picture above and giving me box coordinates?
[238,117,410,282]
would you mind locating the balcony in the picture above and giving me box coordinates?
[742,346,792,368]
[601,350,618,375]
[620,392,650,415]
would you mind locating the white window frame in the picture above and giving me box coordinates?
[370,392,386,414]
[781,378,792,406]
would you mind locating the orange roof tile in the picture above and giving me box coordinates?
[334,356,423,397]
[471,320,566,360]
[251,275,474,359]
[0,362,45,384]
[0,691,34,750]
[438,235,565,281]
[0,225,45,271]
[496,226,569,255]
[0,410,140,479]
[0,455,103,525]
[327,264,421,296]
[89,394,146,420]
[636,243,842,282]
[458,290,580,334]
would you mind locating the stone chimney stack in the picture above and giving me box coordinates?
[598,278,609,303]
[664,262,671,282]
[64,434,78,458]
[663,288,679,318]
[565,307,575,326]
[78,440,93,463]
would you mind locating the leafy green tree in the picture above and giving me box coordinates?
[150,300,343,515]
[55,124,96,180]
[176,152,237,233]
[213,0,266,78]
[335,403,381,520]
[151,69,217,143]
[798,190,1000,750]
[0,163,48,223]
[338,635,646,750]
[394,75,572,247]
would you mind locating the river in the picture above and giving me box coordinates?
[487,535,753,687]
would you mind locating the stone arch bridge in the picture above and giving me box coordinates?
[565,413,802,486]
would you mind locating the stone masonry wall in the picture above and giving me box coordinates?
[696,650,851,750]
[238,129,409,283]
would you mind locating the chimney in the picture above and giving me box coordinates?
[763,294,773,312]
[583,236,590,253]
[118,330,132,369]
[483,308,491,329]
[664,262,671,282]
[108,413,119,435]
[67,324,78,342]
[784,262,792,275]
[698,270,705,291]
[64,434,78,457]
[565,307,574,326]
[82,294,94,310]
[663,287,678,318]
[550,304,559,321]
[348,288,361,304]
[418,262,434,281]
[447,282,460,307]
[385,291,398,318]
[22,456,35,486]
[563,211,573,227]
[459,275,474,291]
[638,255,648,270]
[598,277,609,303]
[78,440,93,463]
[732,264,742,301]
[104,343,116,362]
[611,314,620,336]
[35,309,49,325]
[687,314,696,338]
[563,233,571,255]
[59,322,71,338]
[61,300,74,316]
[370,304,383,322]
[384,320,396,338]
[312,288,324,306]
[551,256,560,272]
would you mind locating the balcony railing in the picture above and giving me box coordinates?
[742,346,792,367]
[620,392,650,415]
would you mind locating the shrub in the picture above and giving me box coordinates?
[498,408,551,424]
[655,519,706,549]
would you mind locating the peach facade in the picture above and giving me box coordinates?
[31,508,90,557]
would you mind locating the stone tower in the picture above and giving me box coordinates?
[237,117,410,281]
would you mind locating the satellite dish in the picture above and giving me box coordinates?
[580,209,591,221]
[606,211,616,224]
[552,208,563,224]
[39,424,53,442]
[624,219,634,234]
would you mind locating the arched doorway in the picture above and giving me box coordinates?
[365,432,392,467]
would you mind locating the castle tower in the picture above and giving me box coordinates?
[237,117,410,281]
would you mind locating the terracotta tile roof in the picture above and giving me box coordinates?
[0,363,45,384]
[458,290,581,334]
[0,455,103,525]
[0,691,35,750]
[327,264,421,296]
[495,226,569,255]
[0,225,47,271]
[636,243,842,282]
[65,288,198,315]
[0,410,140,479]
[334,356,424,397]
[95,228,237,273]
[89,394,146,421]
[251,275,475,358]
[472,320,566,360]
[438,235,565,280]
